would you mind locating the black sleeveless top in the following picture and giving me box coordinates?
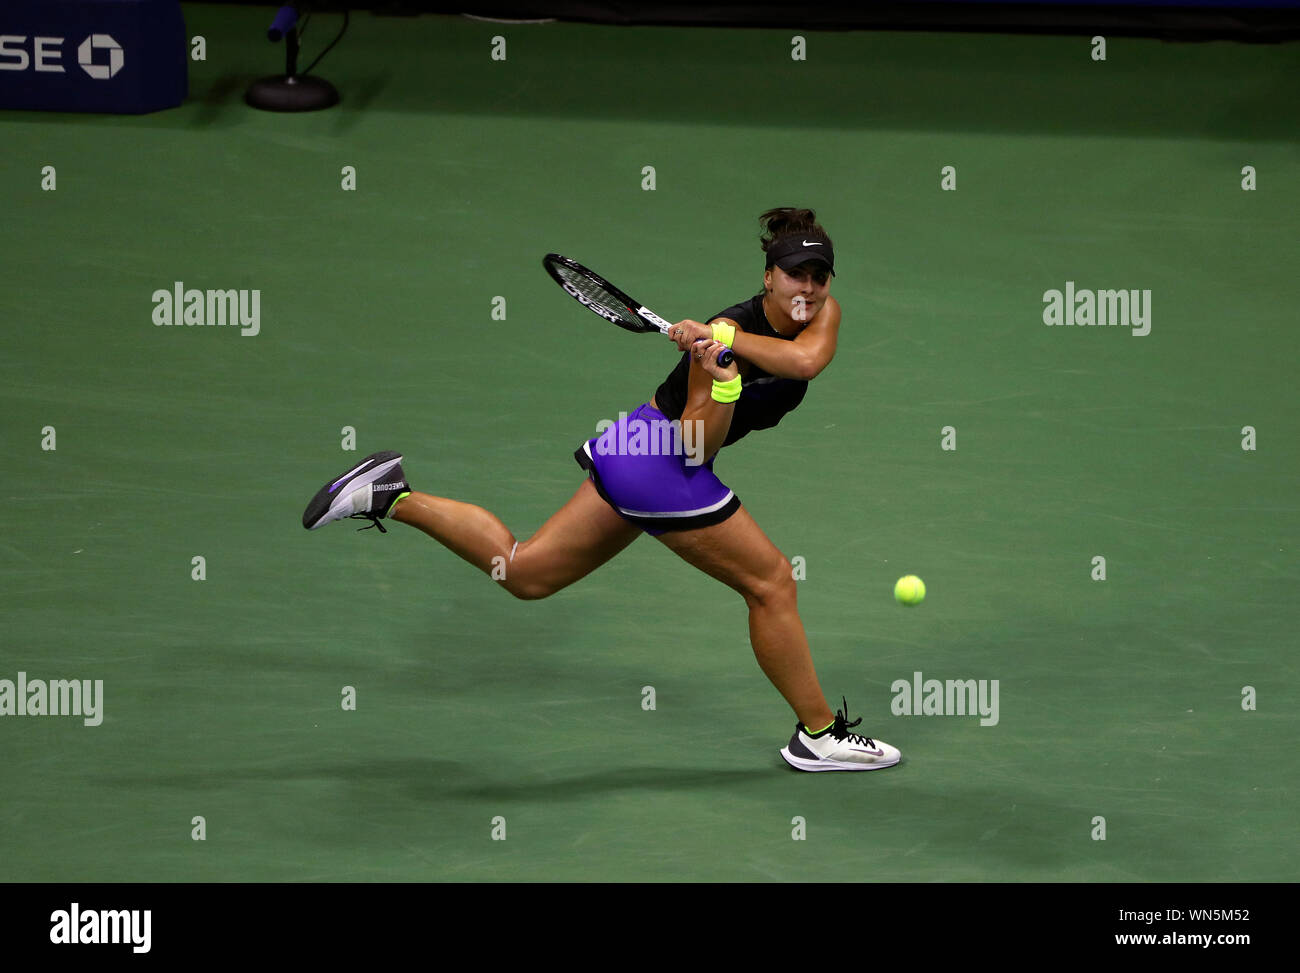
[652,294,809,449]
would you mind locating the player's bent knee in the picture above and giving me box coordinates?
[493,543,556,600]
[745,558,797,609]
[502,577,557,601]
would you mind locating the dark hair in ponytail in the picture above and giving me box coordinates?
[759,207,832,257]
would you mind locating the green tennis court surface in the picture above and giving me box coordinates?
[2,5,1297,883]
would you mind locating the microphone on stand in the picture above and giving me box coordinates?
[246,5,344,112]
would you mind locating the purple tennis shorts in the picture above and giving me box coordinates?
[574,402,741,536]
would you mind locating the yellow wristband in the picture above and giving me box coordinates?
[711,374,743,404]
[710,321,736,348]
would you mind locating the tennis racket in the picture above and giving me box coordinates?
[542,253,734,367]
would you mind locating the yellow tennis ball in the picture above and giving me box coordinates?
[895,575,926,606]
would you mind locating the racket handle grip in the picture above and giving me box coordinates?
[691,337,734,369]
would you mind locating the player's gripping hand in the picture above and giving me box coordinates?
[669,320,713,353]
[694,339,739,382]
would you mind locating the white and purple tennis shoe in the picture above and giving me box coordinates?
[303,451,409,533]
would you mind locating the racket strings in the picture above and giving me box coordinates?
[556,266,636,323]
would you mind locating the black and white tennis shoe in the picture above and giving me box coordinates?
[780,698,901,772]
[302,451,409,533]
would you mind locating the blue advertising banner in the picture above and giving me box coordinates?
[0,0,187,114]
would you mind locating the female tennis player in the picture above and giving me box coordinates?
[303,207,900,772]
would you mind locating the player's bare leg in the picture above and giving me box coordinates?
[391,479,641,599]
[655,506,834,731]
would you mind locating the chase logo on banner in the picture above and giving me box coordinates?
[79,34,125,80]
[0,1,186,113]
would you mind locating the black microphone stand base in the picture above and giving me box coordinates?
[245,75,340,112]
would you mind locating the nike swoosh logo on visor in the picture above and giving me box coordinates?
[802,240,823,247]
[330,459,375,492]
